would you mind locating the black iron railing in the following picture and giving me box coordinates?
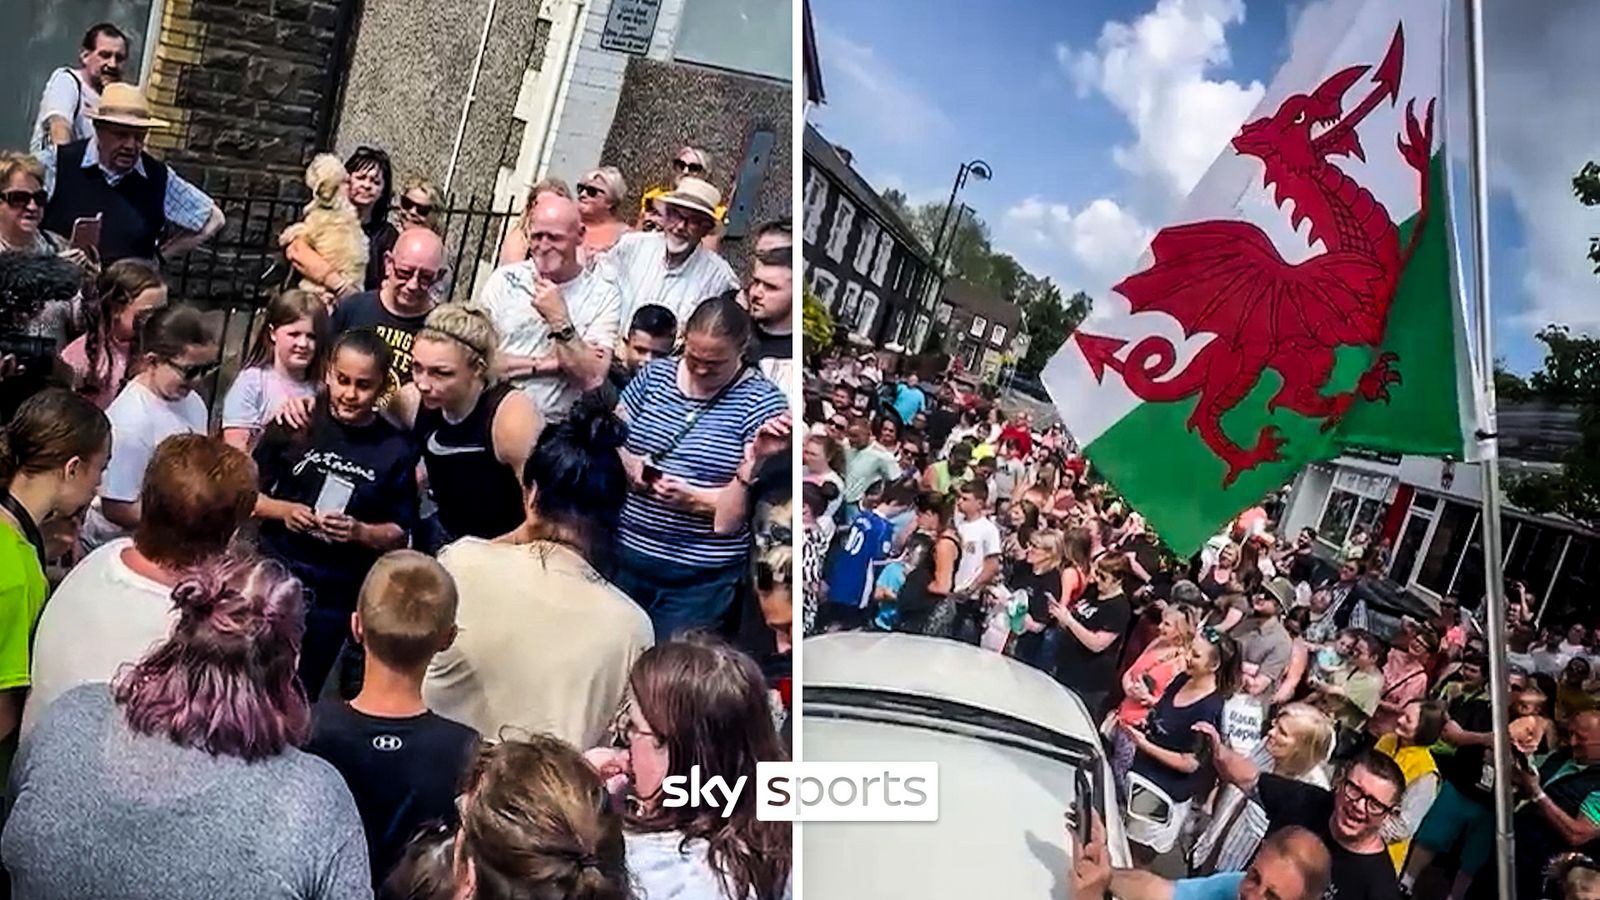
[164,192,519,311]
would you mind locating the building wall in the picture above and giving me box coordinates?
[802,163,931,348]
[143,0,352,197]
[335,0,543,205]
[534,0,688,189]
[604,58,789,276]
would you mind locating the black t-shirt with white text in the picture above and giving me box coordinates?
[1258,774,1400,900]
[330,290,429,388]
[304,700,479,884]
[1054,591,1132,700]
[254,403,421,601]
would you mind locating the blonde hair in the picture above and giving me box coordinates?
[1271,702,1335,778]
[357,550,458,671]
[1030,529,1066,572]
[0,152,46,188]
[581,166,628,212]
[417,303,500,386]
[1161,604,1196,649]
[399,174,443,230]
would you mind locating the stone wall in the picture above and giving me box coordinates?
[334,0,542,206]
[142,0,350,198]
[602,58,791,276]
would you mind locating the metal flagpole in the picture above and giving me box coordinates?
[1462,1,1517,896]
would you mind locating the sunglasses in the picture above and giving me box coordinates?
[2,190,48,210]
[577,183,606,199]
[398,195,433,217]
[392,264,440,287]
[671,158,707,176]
[167,359,219,382]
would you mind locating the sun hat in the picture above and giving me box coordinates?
[655,177,721,220]
[87,83,169,129]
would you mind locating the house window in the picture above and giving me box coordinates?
[1416,500,1477,597]
[839,281,862,322]
[969,315,987,338]
[7,2,157,150]
[856,291,881,337]
[910,315,930,353]
[853,219,881,275]
[802,169,829,245]
[672,0,790,82]
[1316,488,1389,553]
[825,197,855,263]
[990,324,1007,348]
[810,268,839,308]
[871,235,894,286]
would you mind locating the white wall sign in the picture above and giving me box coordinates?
[600,0,663,55]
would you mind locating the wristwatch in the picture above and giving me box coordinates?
[550,323,577,343]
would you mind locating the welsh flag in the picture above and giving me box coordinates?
[1042,0,1481,556]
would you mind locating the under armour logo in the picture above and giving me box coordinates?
[372,735,403,752]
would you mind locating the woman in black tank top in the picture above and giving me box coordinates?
[403,306,542,547]
[894,492,962,636]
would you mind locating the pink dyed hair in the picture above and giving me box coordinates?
[112,553,310,761]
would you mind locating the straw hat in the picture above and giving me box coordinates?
[655,177,721,220]
[88,83,170,130]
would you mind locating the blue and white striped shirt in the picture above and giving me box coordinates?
[619,359,787,568]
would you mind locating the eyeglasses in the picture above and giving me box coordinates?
[392,264,439,287]
[671,158,707,176]
[1338,778,1397,818]
[398,195,433,217]
[661,204,714,230]
[1,190,48,210]
[577,183,606,199]
[166,358,219,382]
[756,558,791,592]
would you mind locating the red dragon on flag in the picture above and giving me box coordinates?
[1073,25,1435,487]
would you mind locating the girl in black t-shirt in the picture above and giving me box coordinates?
[885,491,961,636]
[254,329,421,698]
[1050,550,1134,719]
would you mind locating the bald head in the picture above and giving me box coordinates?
[1252,827,1331,900]
[393,226,445,269]
[527,194,584,280]
[384,226,446,312]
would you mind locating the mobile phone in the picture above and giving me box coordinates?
[641,463,663,484]
[1141,673,1157,693]
[69,215,102,254]
[314,473,355,515]
[1193,731,1215,767]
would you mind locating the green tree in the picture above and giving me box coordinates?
[1503,327,1600,526]
[1018,285,1092,378]
[1495,358,1533,403]
[1574,161,1600,273]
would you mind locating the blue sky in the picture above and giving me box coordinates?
[808,0,1600,374]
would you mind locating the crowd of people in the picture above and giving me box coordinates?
[0,20,797,899]
[803,349,1600,900]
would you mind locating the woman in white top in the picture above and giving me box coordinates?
[587,639,792,900]
[80,305,218,549]
[1189,702,1335,873]
[220,290,327,451]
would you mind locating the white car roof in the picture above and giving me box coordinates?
[802,632,1101,741]
[801,633,1130,898]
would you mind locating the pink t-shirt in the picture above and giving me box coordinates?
[59,335,127,410]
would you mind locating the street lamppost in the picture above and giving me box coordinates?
[934,159,993,271]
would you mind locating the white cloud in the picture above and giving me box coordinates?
[812,24,952,147]
[998,196,1154,302]
[1468,2,1600,335]
[995,0,1261,301]
[1066,0,1266,205]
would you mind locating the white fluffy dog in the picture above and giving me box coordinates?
[279,154,369,302]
